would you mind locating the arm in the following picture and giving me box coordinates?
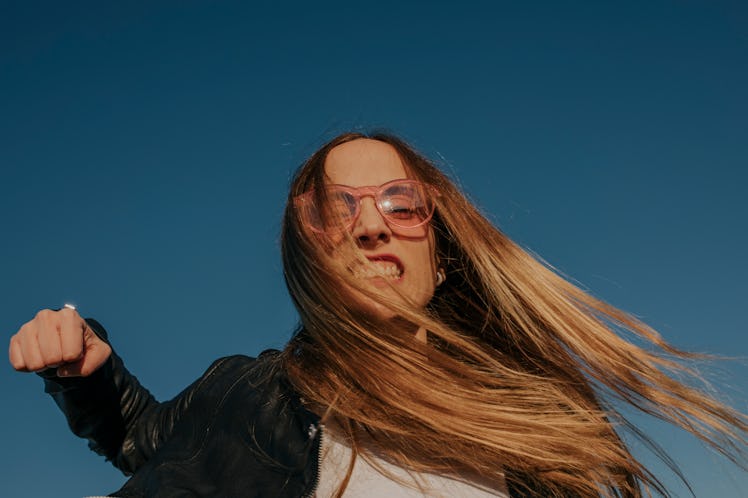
[10,309,213,475]
[40,340,231,475]
[37,318,162,474]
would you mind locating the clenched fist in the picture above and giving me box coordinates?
[9,308,112,377]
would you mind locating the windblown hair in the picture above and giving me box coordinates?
[280,132,747,497]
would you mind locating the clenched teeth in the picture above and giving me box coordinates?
[352,262,402,279]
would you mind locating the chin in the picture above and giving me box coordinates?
[346,284,433,322]
[348,290,399,320]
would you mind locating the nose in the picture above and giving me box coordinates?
[351,197,391,246]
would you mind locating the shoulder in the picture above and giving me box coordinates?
[197,349,287,391]
[179,349,297,425]
[196,349,315,431]
[206,349,283,375]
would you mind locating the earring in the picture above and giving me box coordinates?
[435,269,446,286]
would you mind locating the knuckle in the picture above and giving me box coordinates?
[35,308,52,320]
[15,324,34,342]
[9,357,25,370]
[60,307,78,318]
[42,350,63,366]
[25,359,44,372]
[9,335,22,353]
[61,350,81,363]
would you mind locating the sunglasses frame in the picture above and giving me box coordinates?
[294,179,439,234]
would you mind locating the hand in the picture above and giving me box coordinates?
[9,308,112,377]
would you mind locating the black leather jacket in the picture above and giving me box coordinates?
[42,319,322,497]
[42,320,534,497]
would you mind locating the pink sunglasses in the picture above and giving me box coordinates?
[294,179,439,233]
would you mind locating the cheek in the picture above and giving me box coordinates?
[403,242,438,304]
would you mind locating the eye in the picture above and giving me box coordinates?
[381,195,418,220]
[380,182,431,223]
[324,191,357,223]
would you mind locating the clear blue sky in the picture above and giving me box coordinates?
[1,1,746,496]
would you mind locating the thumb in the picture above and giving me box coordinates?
[57,326,112,377]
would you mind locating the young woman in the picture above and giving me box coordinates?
[9,132,748,497]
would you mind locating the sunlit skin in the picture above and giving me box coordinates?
[8,307,111,377]
[324,139,438,342]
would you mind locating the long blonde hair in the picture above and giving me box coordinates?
[280,132,747,497]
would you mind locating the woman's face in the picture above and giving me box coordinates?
[323,138,438,320]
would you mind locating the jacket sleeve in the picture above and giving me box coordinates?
[39,318,227,476]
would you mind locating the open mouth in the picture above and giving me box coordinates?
[351,255,404,281]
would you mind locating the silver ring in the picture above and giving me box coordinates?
[63,303,76,311]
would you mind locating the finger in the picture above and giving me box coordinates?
[18,325,46,372]
[37,312,64,367]
[59,307,85,364]
[59,328,110,377]
[9,335,28,371]
[63,350,101,377]
[80,326,111,375]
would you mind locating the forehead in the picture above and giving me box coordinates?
[324,139,408,187]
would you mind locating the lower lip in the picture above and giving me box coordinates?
[367,274,403,287]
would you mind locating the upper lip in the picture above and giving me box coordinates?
[365,254,404,274]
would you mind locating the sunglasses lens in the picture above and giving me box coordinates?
[301,189,357,232]
[380,182,434,227]
[328,191,358,227]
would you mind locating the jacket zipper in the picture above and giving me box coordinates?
[302,423,324,498]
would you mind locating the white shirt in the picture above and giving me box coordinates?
[315,428,510,498]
